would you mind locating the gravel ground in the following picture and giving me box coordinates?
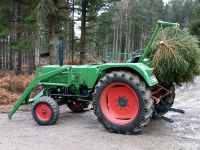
[0,77,200,150]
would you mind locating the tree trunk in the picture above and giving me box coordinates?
[2,37,5,69]
[9,37,14,70]
[112,24,116,60]
[80,0,87,65]
[71,0,75,63]
[0,39,2,70]
[6,37,9,69]
[13,1,22,74]
[124,10,128,61]
[29,31,35,74]
[29,48,35,74]
[49,15,59,65]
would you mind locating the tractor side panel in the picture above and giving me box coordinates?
[41,65,100,89]
[42,65,71,85]
[71,66,98,88]
[40,64,158,90]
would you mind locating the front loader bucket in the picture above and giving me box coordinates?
[8,66,70,119]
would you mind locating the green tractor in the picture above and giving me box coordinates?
[8,21,184,134]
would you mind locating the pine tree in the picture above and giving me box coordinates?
[191,0,200,38]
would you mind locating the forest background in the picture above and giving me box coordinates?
[0,0,200,74]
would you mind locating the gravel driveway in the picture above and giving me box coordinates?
[0,78,200,150]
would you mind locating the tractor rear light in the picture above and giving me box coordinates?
[151,74,158,84]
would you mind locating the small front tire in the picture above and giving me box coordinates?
[32,96,59,126]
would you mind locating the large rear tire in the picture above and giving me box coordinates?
[93,71,153,134]
[32,96,59,125]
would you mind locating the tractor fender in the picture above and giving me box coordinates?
[97,63,158,87]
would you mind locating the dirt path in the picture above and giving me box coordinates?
[0,78,200,150]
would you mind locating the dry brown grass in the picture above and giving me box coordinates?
[0,71,35,106]
[64,59,80,65]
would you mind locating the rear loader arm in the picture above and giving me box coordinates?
[8,67,70,119]
[139,20,179,63]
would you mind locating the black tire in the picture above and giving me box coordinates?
[32,96,59,125]
[154,84,175,115]
[93,71,153,134]
[67,100,89,113]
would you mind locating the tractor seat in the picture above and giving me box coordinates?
[129,55,141,63]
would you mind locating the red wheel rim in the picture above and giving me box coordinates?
[36,104,52,121]
[100,82,139,125]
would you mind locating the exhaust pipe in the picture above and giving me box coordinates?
[59,36,64,66]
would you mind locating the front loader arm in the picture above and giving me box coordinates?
[8,66,70,119]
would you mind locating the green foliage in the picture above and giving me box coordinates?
[36,0,58,22]
[149,27,200,85]
[94,12,112,48]
[0,25,9,37]
[24,12,37,24]
[190,0,200,38]
[165,0,194,27]
[10,35,34,51]
[10,39,30,51]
